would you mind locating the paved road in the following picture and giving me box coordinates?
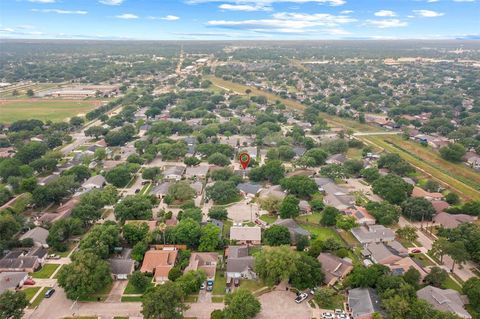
[399,217,476,281]
[352,131,401,136]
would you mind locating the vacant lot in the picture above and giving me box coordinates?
[0,99,101,123]
[361,135,480,200]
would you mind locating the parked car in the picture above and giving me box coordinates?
[45,288,55,298]
[234,278,240,287]
[295,293,308,304]
[337,314,348,319]
[48,254,60,259]
[335,309,344,315]
[200,282,206,290]
[412,249,421,253]
[206,280,214,292]
[322,313,334,319]
[24,278,36,285]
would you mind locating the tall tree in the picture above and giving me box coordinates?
[223,289,261,319]
[142,281,188,319]
[0,291,29,319]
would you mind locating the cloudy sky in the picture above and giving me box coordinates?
[0,0,479,40]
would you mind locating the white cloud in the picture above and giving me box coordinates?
[427,0,439,2]
[189,0,346,7]
[219,4,272,11]
[28,0,56,3]
[374,10,396,17]
[413,9,444,17]
[207,12,356,34]
[31,9,88,14]
[99,0,124,5]
[366,19,408,28]
[340,10,353,14]
[452,0,475,2]
[162,15,180,20]
[115,13,138,19]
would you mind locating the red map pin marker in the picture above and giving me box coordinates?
[239,152,251,170]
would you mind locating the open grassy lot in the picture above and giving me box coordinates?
[298,223,342,242]
[0,99,101,123]
[31,263,60,279]
[22,287,41,302]
[29,287,50,309]
[124,279,153,294]
[296,212,323,224]
[361,135,480,200]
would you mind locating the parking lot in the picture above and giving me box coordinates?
[256,290,312,319]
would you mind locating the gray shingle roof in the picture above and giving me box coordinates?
[348,288,383,319]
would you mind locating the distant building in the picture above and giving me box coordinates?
[19,227,49,247]
[417,286,471,319]
[230,226,261,245]
[317,253,353,286]
[433,213,476,229]
[351,225,395,245]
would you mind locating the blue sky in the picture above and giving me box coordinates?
[0,0,479,40]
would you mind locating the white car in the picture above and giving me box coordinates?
[337,314,348,319]
[295,293,308,304]
[322,313,334,319]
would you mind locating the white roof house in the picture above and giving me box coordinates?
[82,175,106,190]
[230,226,261,244]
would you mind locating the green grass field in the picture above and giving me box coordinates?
[0,99,100,123]
[29,287,50,309]
[31,264,60,279]
[22,287,41,302]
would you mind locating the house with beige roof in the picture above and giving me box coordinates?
[317,252,353,286]
[230,226,261,245]
[184,252,219,280]
[433,212,476,229]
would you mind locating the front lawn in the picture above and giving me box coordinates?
[298,224,342,242]
[413,254,435,267]
[22,287,41,302]
[121,296,143,302]
[124,279,153,294]
[212,270,226,295]
[443,276,463,292]
[259,214,278,224]
[29,287,50,309]
[78,282,113,302]
[185,294,198,303]
[31,264,60,279]
[239,279,266,292]
[296,212,322,224]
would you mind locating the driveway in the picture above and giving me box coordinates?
[256,290,312,319]
[105,280,128,303]
[227,200,260,222]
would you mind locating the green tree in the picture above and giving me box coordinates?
[208,207,228,220]
[123,222,150,245]
[279,195,300,219]
[424,266,448,287]
[365,201,400,226]
[347,264,389,288]
[198,223,221,252]
[176,270,207,295]
[447,241,469,272]
[205,181,240,205]
[463,278,480,309]
[258,196,282,214]
[360,167,381,183]
[372,174,413,205]
[0,212,20,241]
[431,238,450,263]
[129,271,150,292]
[105,165,132,187]
[174,218,202,248]
[439,143,466,162]
[223,289,261,319]
[142,281,188,319]
[280,176,318,198]
[335,215,357,230]
[401,197,436,222]
[142,167,161,181]
[322,206,340,226]
[208,152,231,166]
[263,225,291,246]
[132,240,149,262]
[255,246,298,285]
[114,195,153,222]
[314,288,336,308]
[290,254,324,290]
[79,223,120,259]
[168,181,196,202]
[248,160,285,184]
[0,290,29,319]
[395,226,418,243]
[402,267,421,288]
[57,250,112,300]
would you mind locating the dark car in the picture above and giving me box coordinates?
[45,288,55,298]
[412,249,421,254]
[234,278,240,287]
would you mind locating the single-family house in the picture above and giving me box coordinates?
[0,272,28,294]
[317,252,353,286]
[82,175,106,190]
[163,166,185,181]
[433,213,477,229]
[351,225,396,245]
[388,258,428,279]
[326,153,347,165]
[109,259,135,280]
[347,288,383,319]
[362,243,402,265]
[417,286,472,319]
[432,200,450,214]
[344,207,376,225]
[184,252,219,280]
[230,226,261,245]
[185,165,209,179]
[0,247,47,273]
[237,183,262,197]
[19,227,49,247]
[140,248,178,283]
[412,186,444,201]
[272,219,310,243]
[226,246,256,281]
[151,182,170,199]
[322,182,355,211]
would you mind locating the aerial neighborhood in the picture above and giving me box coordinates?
[0,41,479,319]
